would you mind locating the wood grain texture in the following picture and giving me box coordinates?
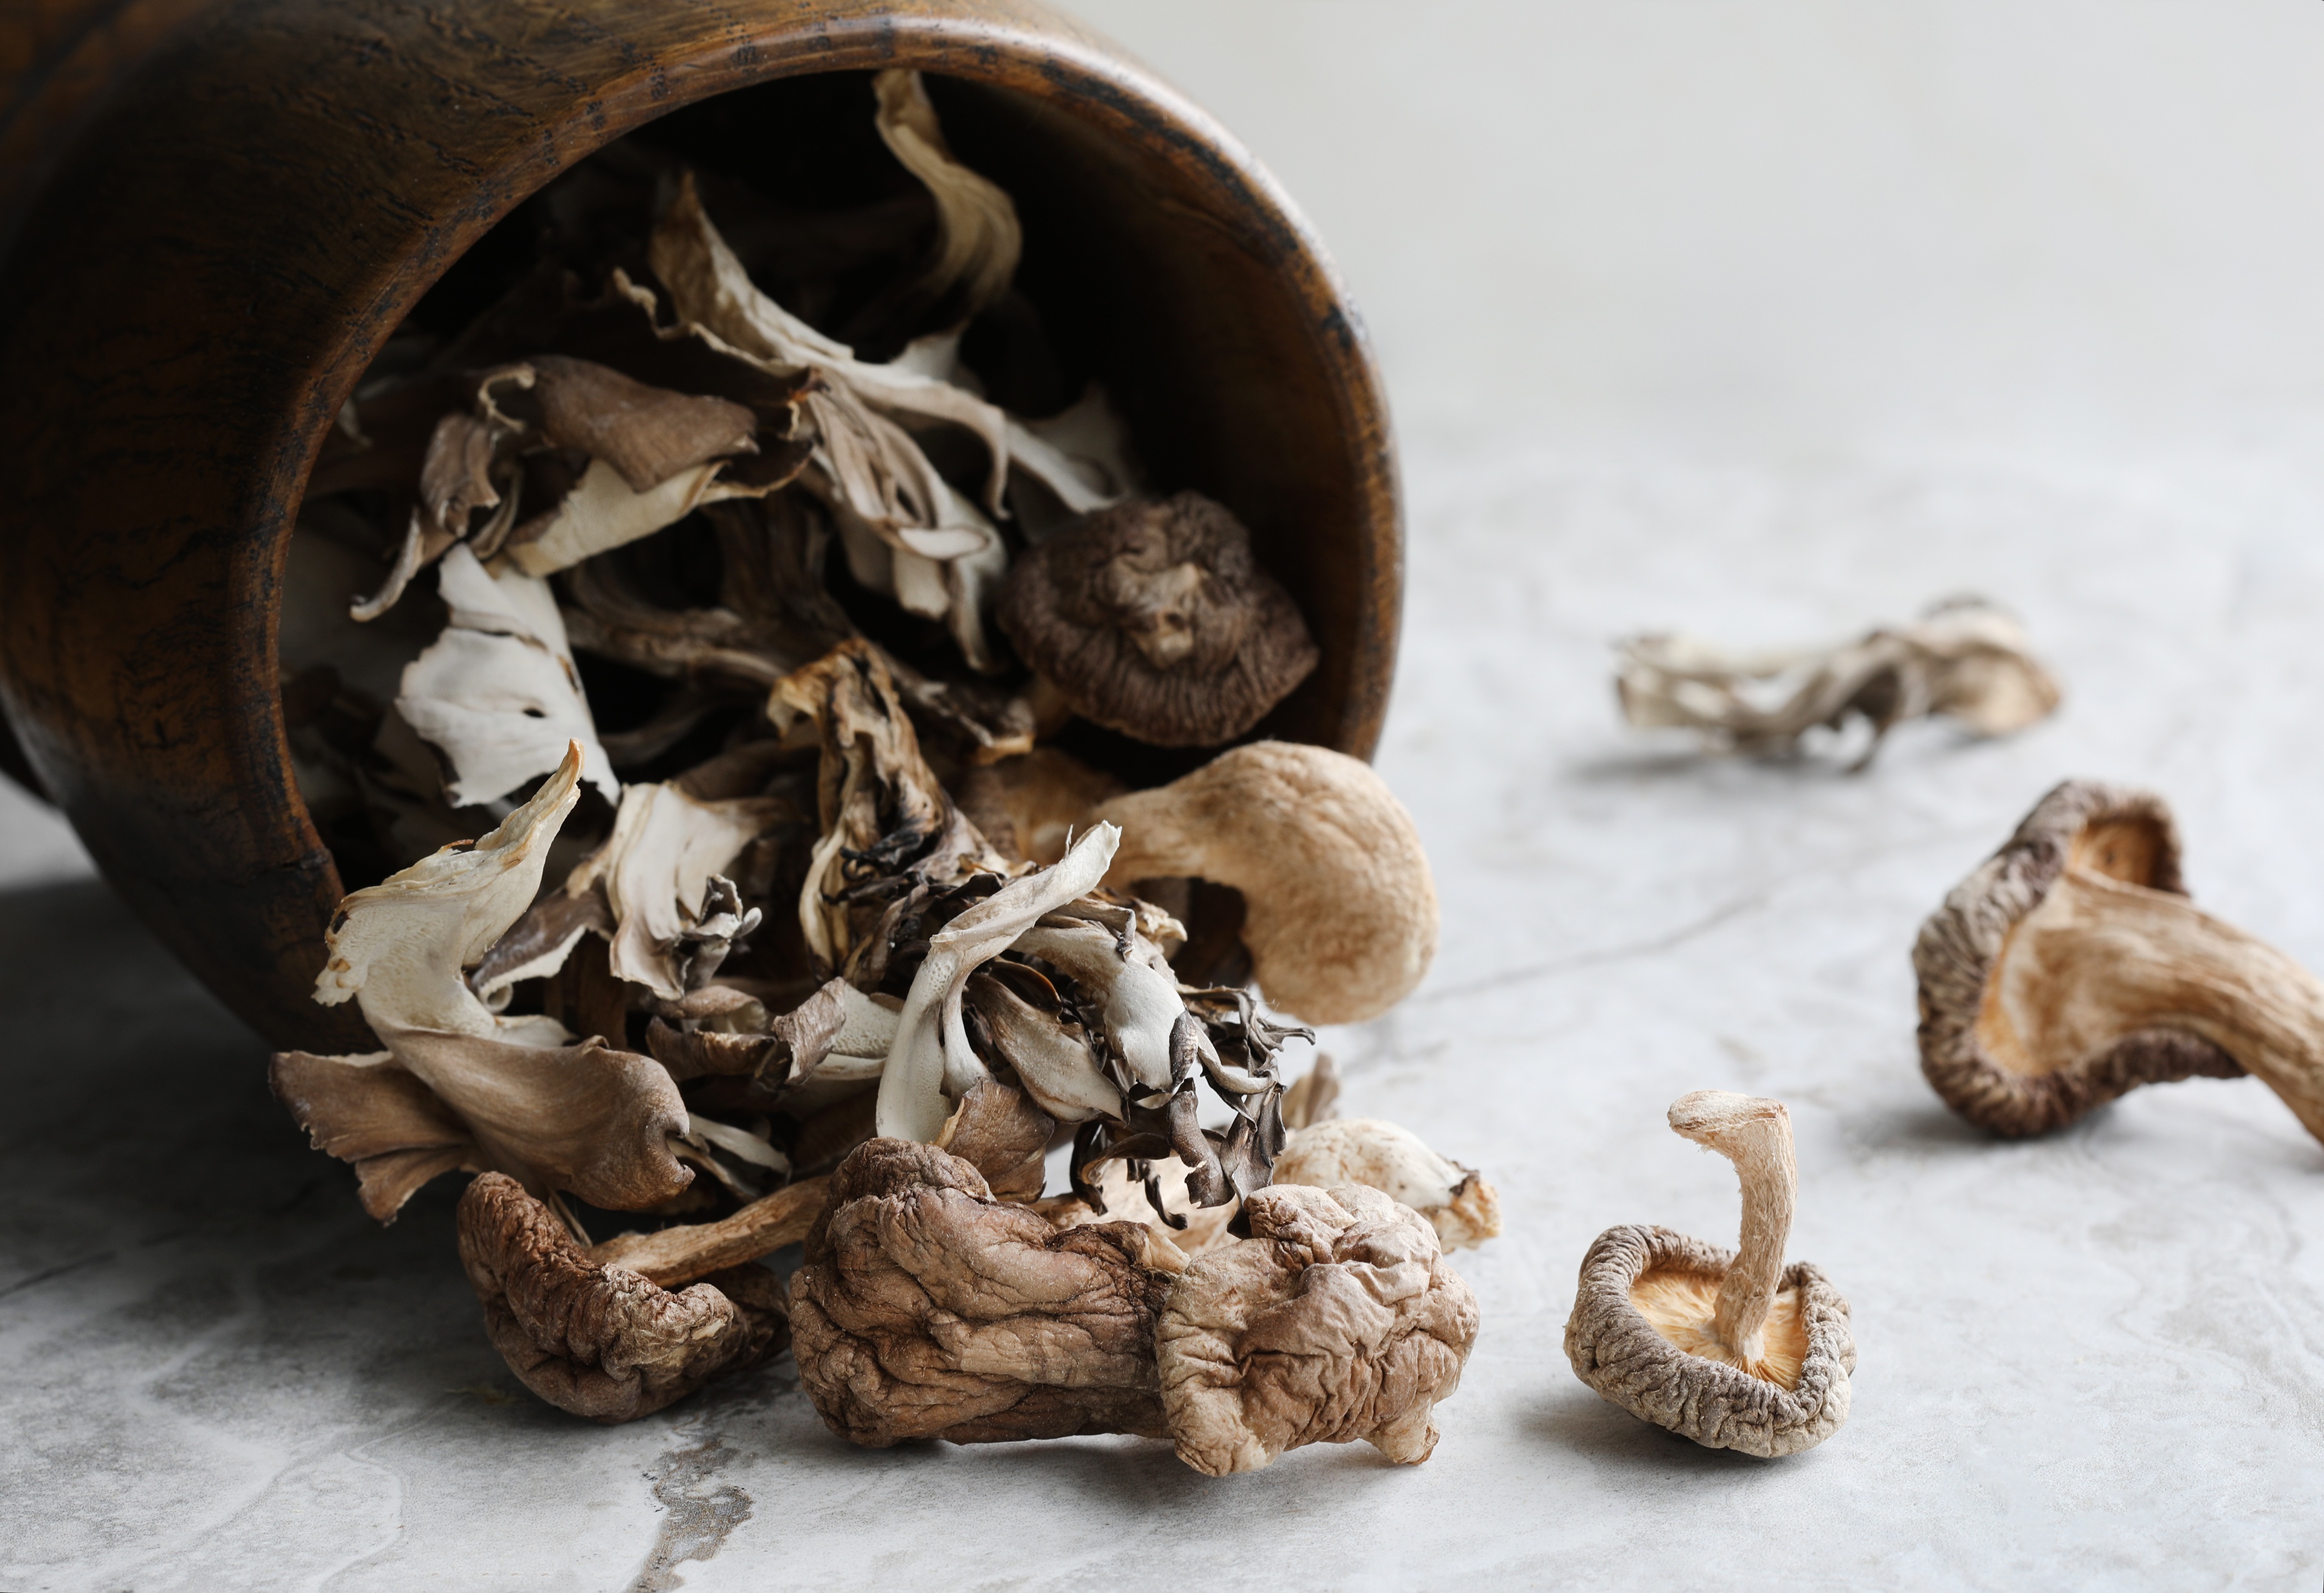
[0,0,1401,1051]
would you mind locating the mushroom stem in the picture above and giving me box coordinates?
[1666,1091,1796,1364]
[584,1175,830,1287]
[1988,866,2324,1142]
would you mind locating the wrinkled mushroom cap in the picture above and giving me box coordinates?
[1913,779,2242,1136]
[1564,1224,1854,1458]
[1157,1182,1479,1476]
[995,492,1319,747]
[1272,1119,1501,1251]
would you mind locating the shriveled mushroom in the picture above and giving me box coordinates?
[396,543,620,809]
[1092,740,1438,1024]
[1565,1092,1853,1457]
[1910,779,2324,1140]
[562,780,780,1000]
[458,1172,788,1422]
[995,492,1318,747]
[1272,1118,1502,1251]
[1616,597,2061,769]
[271,744,692,1220]
[1157,1182,1480,1476]
[788,1139,1174,1445]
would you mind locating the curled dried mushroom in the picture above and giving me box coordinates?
[1913,778,2324,1141]
[1617,597,2060,769]
[1565,1092,1853,1457]
[1272,1117,1502,1252]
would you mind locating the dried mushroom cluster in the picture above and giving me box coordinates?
[1616,598,2061,769]
[270,72,1483,1476]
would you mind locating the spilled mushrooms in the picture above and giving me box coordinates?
[1915,778,2324,1142]
[1616,597,2061,769]
[270,69,1473,1473]
[1566,1092,1853,1457]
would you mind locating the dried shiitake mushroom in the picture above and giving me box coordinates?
[1158,1181,1480,1476]
[1565,1091,1853,1457]
[995,491,1318,746]
[1094,741,1438,1024]
[1913,778,2324,1141]
[1272,1118,1502,1251]
[1617,597,2061,769]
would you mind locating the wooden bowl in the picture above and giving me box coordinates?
[0,0,1402,1053]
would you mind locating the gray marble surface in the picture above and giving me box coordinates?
[11,4,2324,1589]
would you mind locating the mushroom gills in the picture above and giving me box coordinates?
[1626,1268,1809,1388]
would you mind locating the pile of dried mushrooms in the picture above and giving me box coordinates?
[272,73,1491,1474]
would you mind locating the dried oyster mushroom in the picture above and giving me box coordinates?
[1565,1092,1854,1457]
[562,780,780,1000]
[458,1172,788,1423]
[788,1139,1172,1446]
[1911,779,2324,1140]
[272,744,691,1219]
[1094,741,1438,1024]
[1272,1118,1502,1252]
[995,492,1318,747]
[1616,597,2061,770]
[1157,1182,1480,1476]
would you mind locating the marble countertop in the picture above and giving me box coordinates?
[10,4,2324,1588]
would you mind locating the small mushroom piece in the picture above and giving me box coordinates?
[1913,779,2324,1139]
[870,69,1022,326]
[994,492,1319,747]
[458,1172,788,1423]
[788,1139,1173,1446]
[394,543,620,808]
[1157,1182,1480,1476]
[1092,741,1438,1024]
[1565,1092,1854,1457]
[1272,1119,1502,1252]
[563,781,781,1000]
[1616,596,2061,770]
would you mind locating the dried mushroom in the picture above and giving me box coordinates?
[789,1139,1173,1445]
[563,780,779,1000]
[1272,1118,1502,1252]
[1617,597,2061,769]
[272,745,691,1221]
[1566,1092,1853,1457]
[1913,779,2324,1141]
[996,492,1317,746]
[1095,741,1438,1024]
[459,1172,787,1422]
[1157,1182,1480,1476]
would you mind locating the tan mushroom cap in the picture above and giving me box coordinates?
[1913,779,2276,1139]
[1158,1181,1480,1476]
[456,1172,788,1423]
[1094,741,1438,1024]
[1565,1092,1853,1457]
[995,492,1319,747]
[1272,1118,1502,1252]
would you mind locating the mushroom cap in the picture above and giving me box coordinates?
[456,1172,788,1423]
[1564,1224,1853,1457]
[1913,779,2243,1136]
[788,1139,1174,1447]
[995,491,1320,747]
[1157,1182,1480,1476]
[1272,1118,1502,1252]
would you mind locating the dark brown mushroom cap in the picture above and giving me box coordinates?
[1564,1224,1853,1458]
[1913,779,2243,1137]
[787,1139,1174,1447]
[995,491,1320,747]
[1156,1182,1480,1476]
[456,1172,788,1423]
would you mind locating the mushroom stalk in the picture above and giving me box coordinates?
[1991,866,2324,1142]
[1667,1091,1796,1366]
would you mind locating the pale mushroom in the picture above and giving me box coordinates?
[994,492,1318,747]
[562,780,781,1000]
[1616,597,2061,770]
[1272,1118,1502,1252]
[1092,740,1438,1024]
[1157,1182,1480,1476]
[1911,778,2324,1141]
[1565,1091,1854,1457]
